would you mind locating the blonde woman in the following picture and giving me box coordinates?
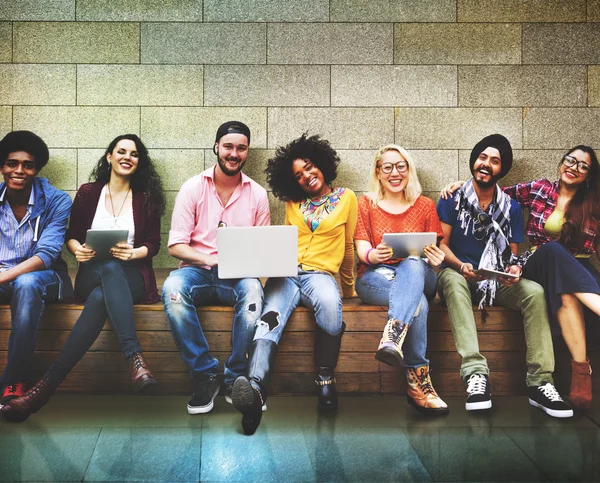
[354,145,448,414]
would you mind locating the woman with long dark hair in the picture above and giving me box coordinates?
[232,133,357,435]
[441,145,600,410]
[1,134,166,422]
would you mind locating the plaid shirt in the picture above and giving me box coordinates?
[502,179,598,255]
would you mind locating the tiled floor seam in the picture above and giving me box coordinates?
[502,427,553,482]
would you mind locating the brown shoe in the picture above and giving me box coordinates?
[1,377,57,423]
[406,365,449,415]
[129,352,156,394]
[570,359,592,410]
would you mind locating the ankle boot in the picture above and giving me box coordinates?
[232,339,277,435]
[129,352,156,394]
[375,318,408,368]
[0,376,58,423]
[570,359,592,410]
[314,323,345,411]
[406,365,449,415]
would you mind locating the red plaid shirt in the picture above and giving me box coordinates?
[502,179,598,256]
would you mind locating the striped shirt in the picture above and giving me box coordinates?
[0,185,36,270]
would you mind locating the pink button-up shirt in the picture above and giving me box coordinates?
[168,166,270,268]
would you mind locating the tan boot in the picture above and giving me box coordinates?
[375,318,408,368]
[570,359,592,410]
[406,365,449,415]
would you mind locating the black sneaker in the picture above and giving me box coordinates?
[529,383,574,418]
[187,374,219,414]
[465,373,492,411]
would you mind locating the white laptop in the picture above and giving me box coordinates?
[217,225,298,279]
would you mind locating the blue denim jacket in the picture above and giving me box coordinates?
[0,177,74,300]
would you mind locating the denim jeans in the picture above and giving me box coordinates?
[46,259,145,384]
[0,270,60,386]
[254,270,343,344]
[355,257,437,368]
[162,265,263,385]
[438,267,555,387]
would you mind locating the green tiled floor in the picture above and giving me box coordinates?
[1,394,599,482]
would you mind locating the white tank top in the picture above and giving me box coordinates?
[91,185,135,246]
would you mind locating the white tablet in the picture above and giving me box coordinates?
[85,229,129,260]
[381,232,438,258]
[474,268,519,281]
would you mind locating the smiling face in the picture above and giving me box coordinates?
[473,147,502,188]
[215,133,248,177]
[2,151,38,193]
[107,139,139,178]
[376,149,409,196]
[560,148,591,188]
[292,158,328,198]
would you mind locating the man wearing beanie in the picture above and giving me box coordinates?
[0,131,73,407]
[436,134,573,418]
[162,121,269,414]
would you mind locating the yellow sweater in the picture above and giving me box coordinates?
[285,188,358,297]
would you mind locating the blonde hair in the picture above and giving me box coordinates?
[365,144,422,206]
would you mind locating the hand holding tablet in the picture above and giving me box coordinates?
[381,232,438,259]
[474,268,519,282]
[84,229,129,261]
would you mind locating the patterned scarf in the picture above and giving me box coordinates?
[300,187,345,232]
[455,179,517,308]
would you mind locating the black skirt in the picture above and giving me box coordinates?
[523,241,600,321]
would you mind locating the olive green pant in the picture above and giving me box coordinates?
[438,268,554,387]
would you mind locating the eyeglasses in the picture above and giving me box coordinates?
[563,155,591,174]
[377,161,408,174]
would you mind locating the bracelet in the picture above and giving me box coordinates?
[459,262,467,274]
[365,248,376,266]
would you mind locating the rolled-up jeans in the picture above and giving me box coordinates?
[162,265,264,385]
[355,257,436,368]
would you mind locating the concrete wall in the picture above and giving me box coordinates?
[1,1,599,267]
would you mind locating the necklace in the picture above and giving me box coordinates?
[107,184,131,227]
[307,188,333,207]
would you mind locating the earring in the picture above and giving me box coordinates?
[107,162,112,170]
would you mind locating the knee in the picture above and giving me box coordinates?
[537,241,565,257]
[398,258,427,277]
[561,293,579,309]
[521,280,546,305]
[236,279,264,306]
[12,273,45,297]
[98,260,124,278]
[162,273,189,306]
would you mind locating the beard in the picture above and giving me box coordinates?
[217,154,245,177]
[473,168,500,189]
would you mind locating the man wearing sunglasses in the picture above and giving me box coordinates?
[435,134,572,418]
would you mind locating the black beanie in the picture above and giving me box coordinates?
[469,134,513,179]
[213,121,251,154]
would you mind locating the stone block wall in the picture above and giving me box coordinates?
[0,1,598,267]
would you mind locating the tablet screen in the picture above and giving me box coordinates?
[381,232,438,258]
[85,229,129,260]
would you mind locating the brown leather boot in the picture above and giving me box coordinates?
[0,377,57,423]
[129,352,156,394]
[570,359,592,410]
[406,365,449,415]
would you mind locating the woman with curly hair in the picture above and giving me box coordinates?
[441,145,600,410]
[1,134,166,422]
[355,145,448,414]
[232,133,357,435]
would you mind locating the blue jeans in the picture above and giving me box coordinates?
[46,260,145,383]
[254,270,343,344]
[355,257,437,368]
[162,266,263,385]
[0,270,60,386]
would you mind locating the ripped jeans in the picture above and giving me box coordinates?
[355,258,437,368]
[162,266,264,385]
[254,270,343,344]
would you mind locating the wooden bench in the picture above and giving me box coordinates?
[1,290,598,397]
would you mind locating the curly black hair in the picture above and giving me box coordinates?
[0,131,49,171]
[90,134,166,217]
[265,133,340,202]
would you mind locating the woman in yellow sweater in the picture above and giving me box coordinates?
[232,134,357,435]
